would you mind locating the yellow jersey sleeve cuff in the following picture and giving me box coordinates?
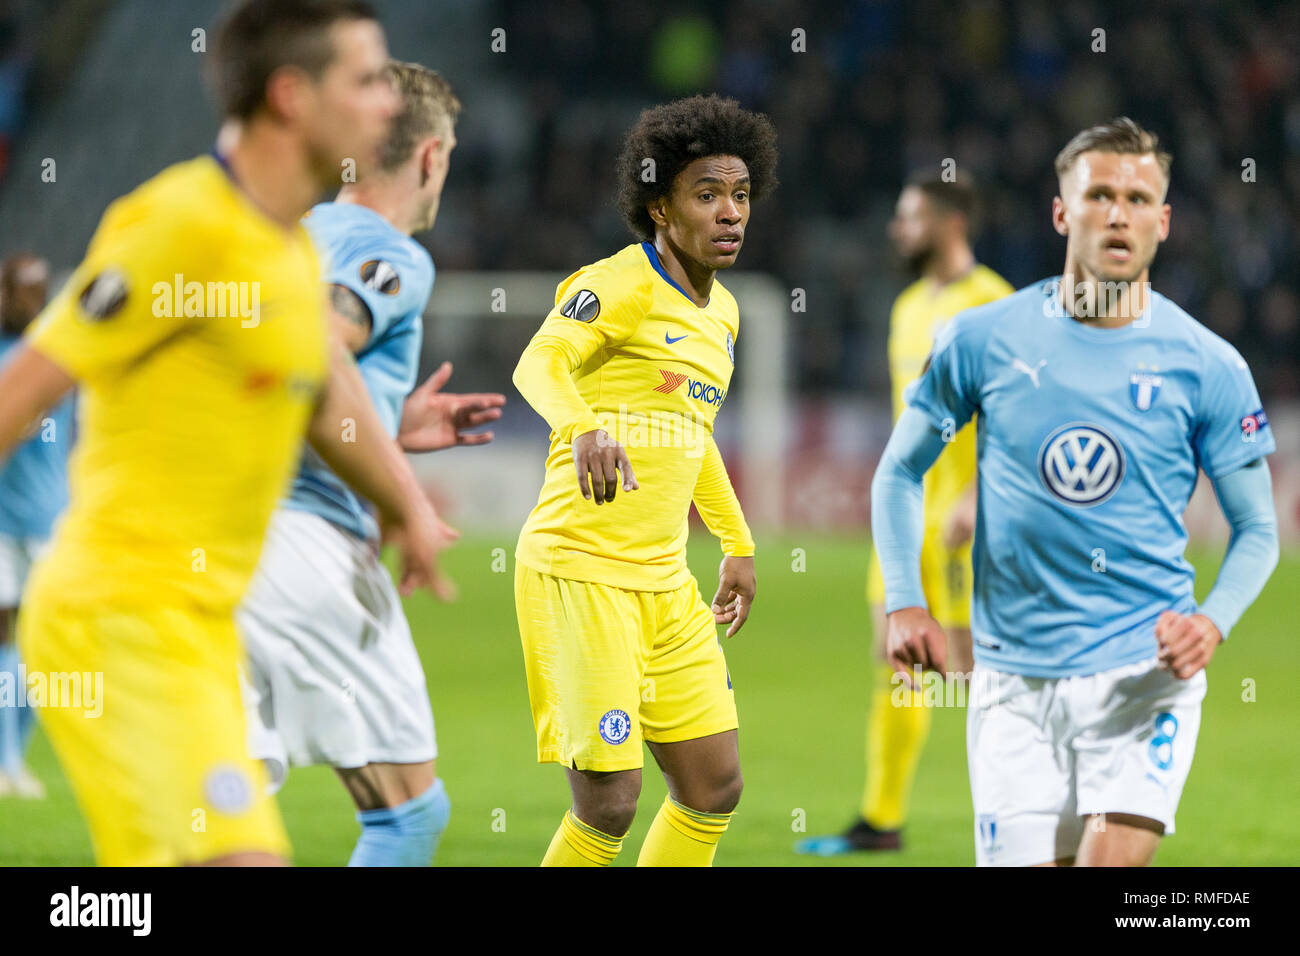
[560,417,605,444]
[720,526,755,557]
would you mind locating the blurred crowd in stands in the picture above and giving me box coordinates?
[1,0,1295,399]
[449,0,1297,398]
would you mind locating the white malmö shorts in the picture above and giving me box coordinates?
[0,533,49,607]
[967,655,1205,866]
[236,508,436,791]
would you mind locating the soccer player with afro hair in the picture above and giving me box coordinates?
[513,94,777,866]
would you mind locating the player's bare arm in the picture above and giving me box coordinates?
[712,555,755,638]
[328,281,506,454]
[308,336,459,599]
[0,343,74,461]
[572,428,638,505]
[330,282,372,351]
[398,360,506,452]
[323,284,460,595]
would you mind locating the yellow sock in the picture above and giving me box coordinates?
[541,810,624,867]
[636,796,732,867]
[861,662,932,829]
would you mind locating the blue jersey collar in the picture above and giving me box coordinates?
[641,241,710,308]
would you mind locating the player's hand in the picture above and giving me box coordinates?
[942,488,977,549]
[572,428,638,505]
[1156,611,1221,679]
[885,606,948,688]
[398,361,506,452]
[712,555,756,638]
[384,495,460,601]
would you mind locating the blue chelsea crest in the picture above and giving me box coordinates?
[598,709,631,745]
[1129,366,1162,411]
[726,330,734,365]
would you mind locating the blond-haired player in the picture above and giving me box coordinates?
[238,62,503,866]
[878,119,1277,866]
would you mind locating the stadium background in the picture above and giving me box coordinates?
[0,0,1296,865]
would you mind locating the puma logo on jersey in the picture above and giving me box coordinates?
[1012,358,1046,388]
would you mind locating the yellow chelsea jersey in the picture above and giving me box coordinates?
[888,264,1013,521]
[515,241,751,591]
[24,155,329,614]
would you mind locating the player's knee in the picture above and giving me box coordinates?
[571,768,641,836]
[712,768,744,814]
[1076,813,1162,867]
[678,767,743,815]
[579,792,639,837]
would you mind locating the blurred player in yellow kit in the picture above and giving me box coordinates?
[798,172,1012,855]
[0,0,454,866]
[513,95,778,867]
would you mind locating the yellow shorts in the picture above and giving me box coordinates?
[17,598,289,866]
[867,523,972,629]
[514,562,738,772]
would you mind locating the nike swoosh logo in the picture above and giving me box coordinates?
[665,333,688,345]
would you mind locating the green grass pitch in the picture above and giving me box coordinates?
[3,534,1296,866]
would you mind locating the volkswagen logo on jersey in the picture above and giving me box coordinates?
[561,289,600,323]
[598,709,631,744]
[1037,422,1126,507]
[360,259,401,295]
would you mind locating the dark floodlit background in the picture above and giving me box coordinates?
[0,0,1298,872]
[0,0,1295,533]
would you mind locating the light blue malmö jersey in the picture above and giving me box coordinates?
[905,277,1276,677]
[0,333,74,540]
[286,202,434,542]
